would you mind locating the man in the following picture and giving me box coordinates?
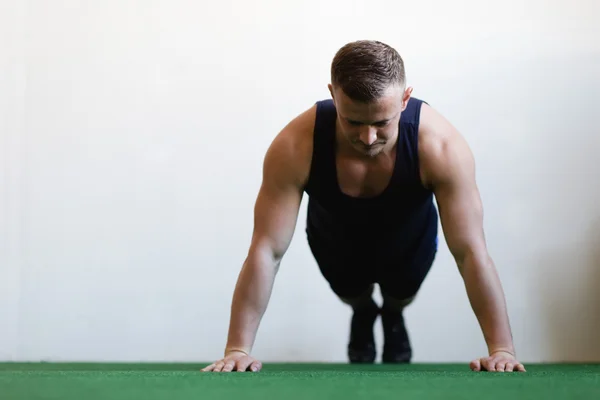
[202,40,525,373]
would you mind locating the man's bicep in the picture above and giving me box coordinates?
[248,129,308,261]
[435,178,486,263]
[431,137,487,264]
[251,179,303,261]
[420,103,488,267]
[246,106,314,263]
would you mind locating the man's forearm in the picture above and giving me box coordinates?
[458,252,515,355]
[225,250,279,355]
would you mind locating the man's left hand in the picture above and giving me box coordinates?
[470,351,526,372]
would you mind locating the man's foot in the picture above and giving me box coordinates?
[347,300,380,363]
[381,304,412,363]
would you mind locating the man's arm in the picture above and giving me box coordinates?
[202,107,314,373]
[419,104,524,372]
[224,128,307,356]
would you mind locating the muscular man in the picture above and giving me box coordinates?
[202,40,525,373]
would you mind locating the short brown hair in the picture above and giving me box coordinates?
[330,40,406,102]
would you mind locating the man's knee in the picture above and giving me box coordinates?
[381,290,416,311]
[339,284,376,309]
[377,251,436,311]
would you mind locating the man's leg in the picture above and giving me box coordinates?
[339,284,381,363]
[307,238,379,363]
[378,245,438,363]
[379,292,416,363]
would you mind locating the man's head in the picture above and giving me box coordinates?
[328,40,412,157]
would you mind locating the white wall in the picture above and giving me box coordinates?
[1,0,599,363]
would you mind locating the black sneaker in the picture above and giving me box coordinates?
[381,305,412,363]
[347,301,380,363]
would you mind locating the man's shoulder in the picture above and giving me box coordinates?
[278,103,318,143]
[262,104,317,187]
[417,102,473,187]
[418,103,456,152]
[270,103,316,164]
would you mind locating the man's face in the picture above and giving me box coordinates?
[329,83,411,157]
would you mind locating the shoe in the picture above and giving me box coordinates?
[347,300,380,363]
[381,304,412,363]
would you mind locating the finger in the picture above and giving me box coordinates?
[235,358,252,372]
[483,358,496,372]
[496,362,506,372]
[213,362,226,372]
[221,361,236,372]
[516,363,526,372]
[505,363,514,372]
[249,361,262,372]
[470,359,481,371]
[201,363,216,372]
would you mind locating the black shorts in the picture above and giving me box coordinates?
[307,236,438,301]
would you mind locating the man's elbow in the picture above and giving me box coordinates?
[246,241,284,272]
[452,243,491,275]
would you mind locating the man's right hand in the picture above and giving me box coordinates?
[201,350,262,373]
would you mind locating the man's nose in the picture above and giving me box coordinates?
[359,126,377,145]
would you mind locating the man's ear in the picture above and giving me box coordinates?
[402,86,413,110]
[328,83,334,101]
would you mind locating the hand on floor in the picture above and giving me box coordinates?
[201,350,262,372]
[470,351,526,372]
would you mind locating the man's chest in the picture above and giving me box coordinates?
[335,155,396,198]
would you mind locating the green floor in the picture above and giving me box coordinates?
[1,363,599,399]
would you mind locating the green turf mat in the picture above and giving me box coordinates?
[1,363,599,400]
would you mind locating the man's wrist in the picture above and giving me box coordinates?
[488,347,516,357]
[224,347,250,356]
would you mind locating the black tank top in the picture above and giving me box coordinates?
[303,97,438,258]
